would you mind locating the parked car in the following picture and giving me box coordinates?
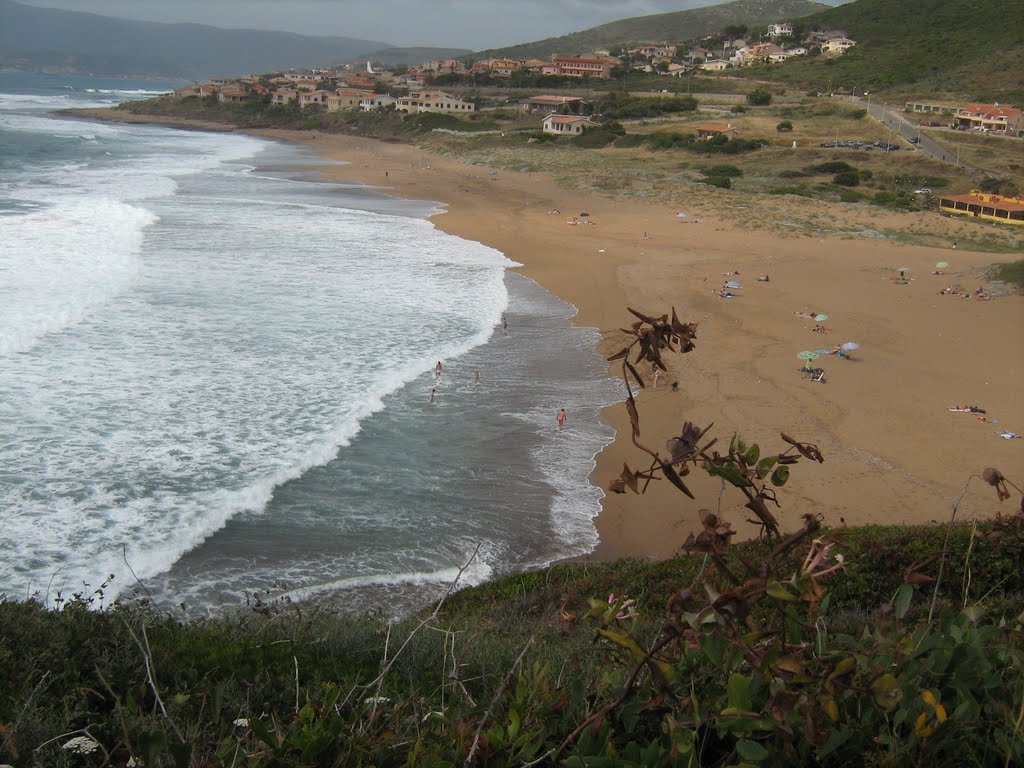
[908,136,921,144]
[914,188,932,194]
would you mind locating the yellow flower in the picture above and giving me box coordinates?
[921,689,937,708]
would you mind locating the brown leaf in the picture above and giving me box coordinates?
[625,388,641,439]
[625,361,646,390]
[607,347,630,361]
[662,462,694,499]
[627,306,659,324]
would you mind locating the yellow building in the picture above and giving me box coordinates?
[938,190,1024,226]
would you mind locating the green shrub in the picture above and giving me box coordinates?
[840,189,867,202]
[701,164,742,178]
[746,88,773,106]
[571,128,617,148]
[703,175,732,189]
[834,171,861,186]
[777,120,794,132]
[613,133,647,148]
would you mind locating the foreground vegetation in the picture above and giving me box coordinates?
[3,308,1023,767]
[2,518,1021,767]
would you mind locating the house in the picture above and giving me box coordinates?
[293,79,321,91]
[419,59,466,75]
[360,94,398,111]
[666,63,690,77]
[822,38,857,55]
[271,89,298,105]
[395,91,476,114]
[217,88,248,104]
[767,23,793,37]
[687,47,714,62]
[209,77,234,87]
[952,103,1024,136]
[488,58,520,77]
[518,95,586,115]
[808,29,849,43]
[327,89,371,111]
[734,43,783,65]
[938,190,1024,225]
[541,115,599,136]
[298,90,332,108]
[700,59,731,71]
[547,56,613,79]
[693,122,737,140]
[173,85,207,99]
[905,102,958,115]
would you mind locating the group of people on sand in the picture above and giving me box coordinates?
[938,285,990,300]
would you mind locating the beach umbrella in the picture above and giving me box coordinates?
[936,261,949,269]
[797,350,819,370]
[897,266,910,277]
[814,349,832,355]
[677,212,687,218]
[579,212,590,217]
[488,170,498,175]
[814,314,829,322]
[725,280,741,289]
[841,342,860,351]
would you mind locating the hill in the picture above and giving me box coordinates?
[363,47,473,68]
[0,0,389,79]
[472,0,830,60]
[743,0,1024,104]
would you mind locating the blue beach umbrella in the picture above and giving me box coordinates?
[725,280,741,289]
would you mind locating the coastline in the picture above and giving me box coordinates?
[70,108,1024,563]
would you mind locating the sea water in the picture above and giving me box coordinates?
[0,74,620,616]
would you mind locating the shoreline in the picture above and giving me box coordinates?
[69,108,1024,563]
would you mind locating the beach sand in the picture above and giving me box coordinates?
[72,110,1024,560]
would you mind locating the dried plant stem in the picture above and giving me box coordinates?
[463,635,534,768]
[929,475,978,625]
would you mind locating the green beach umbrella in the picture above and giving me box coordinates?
[797,350,819,370]
[814,314,829,322]
[936,261,949,269]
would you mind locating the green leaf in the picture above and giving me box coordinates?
[727,673,752,711]
[893,583,914,619]
[744,444,760,465]
[756,456,778,477]
[508,709,520,741]
[770,466,790,487]
[736,739,770,761]
[819,728,853,758]
[703,631,727,665]
[766,582,798,602]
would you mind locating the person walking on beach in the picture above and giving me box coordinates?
[473,371,480,386]
[653,368,661,388]
[501,315,508,334]
[428,388,437,405]
[435,361,443,379]
[557,408,567,430]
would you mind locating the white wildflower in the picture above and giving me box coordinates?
[363,696,391,706]
[126,758,139,767]
[232,718,249,728]
[62,736,100,755]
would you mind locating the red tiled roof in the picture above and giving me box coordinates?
[959,103,1022,118]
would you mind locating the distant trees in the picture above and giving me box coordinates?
[746,88,773,106]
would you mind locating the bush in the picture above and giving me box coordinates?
[701,164,742,178]
[703,175,732,189]
[987,259,1024,291]
[571,128,617,148]
[840,189,868,202]
[776,120,794,132]
[834,171,861,186]
[746,88,773,106]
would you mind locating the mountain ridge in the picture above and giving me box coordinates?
[471,0,830,60]
[0,0,390,79]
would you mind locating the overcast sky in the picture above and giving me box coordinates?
[17,0,841,49]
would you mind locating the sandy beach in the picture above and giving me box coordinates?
[74,110,1024,560]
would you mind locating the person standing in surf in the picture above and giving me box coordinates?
[428,388,437,405]
[435,361,443,379]
[557,408,567,430]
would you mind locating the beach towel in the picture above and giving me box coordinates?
[998,431,1021,440]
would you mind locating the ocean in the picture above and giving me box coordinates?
[0,73,620,616]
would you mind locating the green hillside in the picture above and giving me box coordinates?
[745,0,1024,104]
[473,0,828,60]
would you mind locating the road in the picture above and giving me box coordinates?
[851,96,983,175]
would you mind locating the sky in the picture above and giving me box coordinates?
[16,0,840,50]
